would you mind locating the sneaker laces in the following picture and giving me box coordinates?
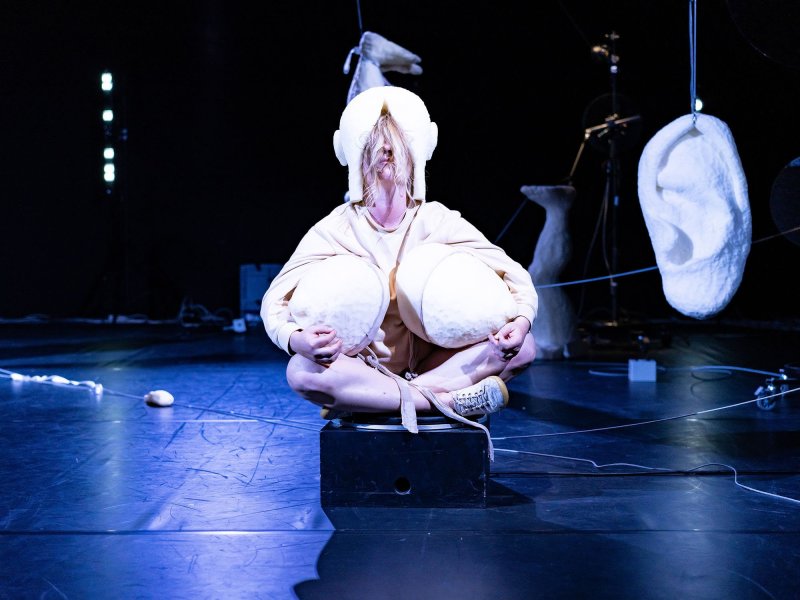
[360,348,496,460]
[454,385,493,413]
[408,382,495,461]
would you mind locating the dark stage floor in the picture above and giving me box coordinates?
[1,319,799,599]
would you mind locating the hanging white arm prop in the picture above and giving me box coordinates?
[343,31,422,104]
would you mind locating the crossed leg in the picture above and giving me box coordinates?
[286,332,536,413]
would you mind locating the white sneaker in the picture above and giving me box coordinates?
[451,376,509,417]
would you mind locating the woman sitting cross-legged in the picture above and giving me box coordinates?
[261,86,538,442]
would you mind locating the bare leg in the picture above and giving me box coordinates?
[413,332,536,392]
[286,353,439,412]
[286,332,536,413]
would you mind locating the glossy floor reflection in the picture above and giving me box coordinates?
[1,321,799,599]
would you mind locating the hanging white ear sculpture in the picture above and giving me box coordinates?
[637,113,751,319]
[333,86,438,203]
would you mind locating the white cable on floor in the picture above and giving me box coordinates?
[494,448,800,506]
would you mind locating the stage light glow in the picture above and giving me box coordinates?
[101,71,113,92]
[100,70,122,196]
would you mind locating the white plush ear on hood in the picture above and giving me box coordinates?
[637,113,751,319]
[332,86,438,202]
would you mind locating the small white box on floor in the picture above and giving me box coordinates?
[629,359,657,382]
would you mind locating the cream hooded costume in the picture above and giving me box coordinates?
[261,86,537,378]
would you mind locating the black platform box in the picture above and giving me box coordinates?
[319,415,490,508]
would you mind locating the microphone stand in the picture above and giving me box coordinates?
[593,31,634,327]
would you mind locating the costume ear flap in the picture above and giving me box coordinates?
[637,113,751,319]
[333,130,347,166]
[427,122,438,160]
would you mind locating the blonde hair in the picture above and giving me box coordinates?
[360,111,416,208]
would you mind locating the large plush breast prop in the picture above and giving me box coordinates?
[288,256,389,355]
[637,113,751,319]
[396,243,517,348]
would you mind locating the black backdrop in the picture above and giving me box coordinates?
[1,1,798,324]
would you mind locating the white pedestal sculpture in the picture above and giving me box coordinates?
[522,184,580,360]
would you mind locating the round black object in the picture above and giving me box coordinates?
[769,158,800,247]
[727,0,800,71]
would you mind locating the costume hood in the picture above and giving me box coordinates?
[333,86,438,202]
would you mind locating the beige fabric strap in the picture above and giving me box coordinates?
[362,350,418,433]
[395,376,419,434]
[361,348,495,461]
